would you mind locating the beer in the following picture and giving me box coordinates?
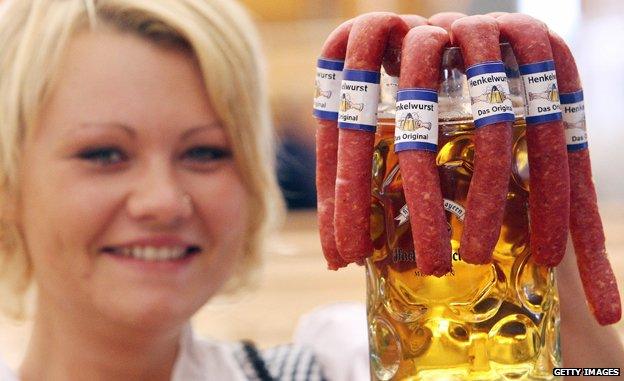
[366,117,561,381]
[366,43,562,379]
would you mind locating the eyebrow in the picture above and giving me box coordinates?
[76,122,136,137]
[72,122,222,139]
[180,122,223,140]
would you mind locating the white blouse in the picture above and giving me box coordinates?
[0,355,14,381]
[0,302,368,381]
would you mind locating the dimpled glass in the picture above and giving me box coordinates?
[366,44,561,381]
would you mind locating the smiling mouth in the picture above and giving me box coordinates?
[100,245,202,261]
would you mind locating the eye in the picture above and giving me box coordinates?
[183,146,232,163]
[77,147,127,166]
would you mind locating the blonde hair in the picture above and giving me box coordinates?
[0,0,284,319]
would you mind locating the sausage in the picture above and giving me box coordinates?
[497,14,570,267]
[334,12,410,263]
[315,14,424,269]
[314,20,353,270]
[428,12,466,32]
[486,12,508,19]
[396,25,452,276]
[549,31,621,325]
[401,14,427,28]
[449,16,514,264]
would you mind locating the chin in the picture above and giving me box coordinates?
[95,287,211,332]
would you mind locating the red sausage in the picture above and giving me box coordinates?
[315,14,425,269]
[486,12,508,19]
[314,20,353,270]
[449,16,514,264]
[401,14,427,28]
[549,31,621,325]
[396,26,452,276]
[428,12,466,32]
[497,14,570,267]
[334,13,410,263]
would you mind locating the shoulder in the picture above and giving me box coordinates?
[177,326,326,381]
[172,327,249,381]
[293,302,369,381]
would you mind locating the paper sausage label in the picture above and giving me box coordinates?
[338,69,381,133]
[395,199,465,227]
[313,58,344,121]
[560,90,588,151]
[394,89,438,152]
[519,60,562,124]
[466,61,515,128]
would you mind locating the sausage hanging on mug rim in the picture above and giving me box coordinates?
[333,12,410,263]
[449,15,514,264]
[395,25,452,276]
[497,13,571,267]
[314,19,353,270]
[428,12,466,32]
[314,14,426,269]
[548,30,621,325]
[401,14,428,28]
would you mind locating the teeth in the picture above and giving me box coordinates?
[112,246,188,261]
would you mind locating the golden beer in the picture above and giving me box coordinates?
[366,45,561,381]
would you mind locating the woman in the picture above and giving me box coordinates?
[0,0,329,379]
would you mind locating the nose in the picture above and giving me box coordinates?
[126,161,193,229]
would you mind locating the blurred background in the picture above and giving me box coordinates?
[1,0,623,370]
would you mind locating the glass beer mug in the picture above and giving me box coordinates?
[366,44,561,381]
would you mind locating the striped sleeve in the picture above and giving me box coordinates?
[234,343,327,381]
[262,344,327,381]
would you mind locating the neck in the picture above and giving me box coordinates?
[20,294,184,381]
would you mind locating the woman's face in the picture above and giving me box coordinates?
[17,28,248,329]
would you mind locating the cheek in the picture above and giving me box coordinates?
[193,167,249,252]
[19,161,123,280]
